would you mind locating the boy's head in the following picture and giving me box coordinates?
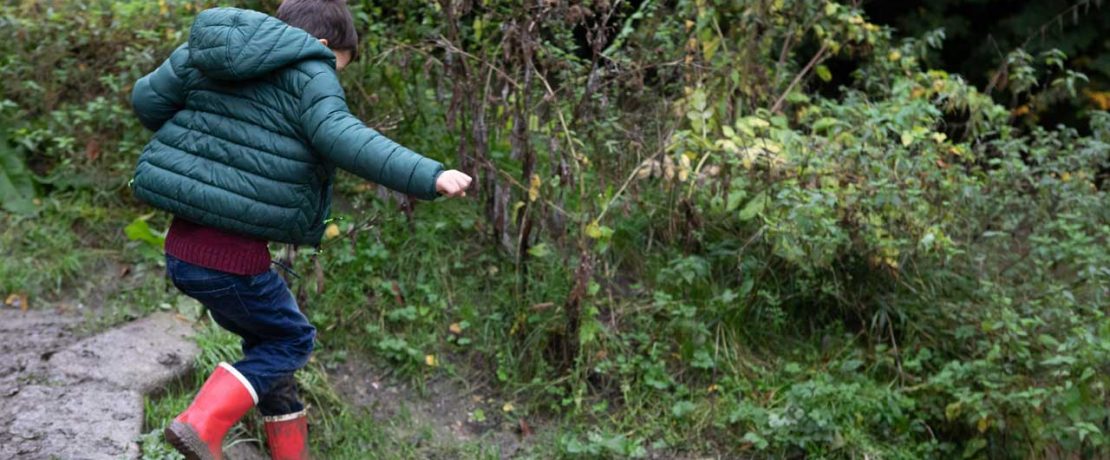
[276,0,358,71]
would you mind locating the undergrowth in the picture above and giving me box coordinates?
[2,1,1107,459]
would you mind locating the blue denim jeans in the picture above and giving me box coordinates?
[165,254,315,416]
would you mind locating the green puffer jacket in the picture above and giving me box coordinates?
[130,7,443,245]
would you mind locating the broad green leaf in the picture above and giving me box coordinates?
[0,142,35,214]
[816,64,832,82]
[124,217,165,249]
[527,242,551,258]
[739,191,767,221]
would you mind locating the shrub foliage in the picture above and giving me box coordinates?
[2,0,1107,457]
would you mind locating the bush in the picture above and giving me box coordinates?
[2,0,1107,458]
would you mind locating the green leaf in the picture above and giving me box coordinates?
[124,217,165,249]
[742,431,769,449]
[726,190,747,212]
[815,65,832,82]
[0,141,36,214]
[812,117,843,133]
[738,191,767,221]
[671,401,696,418]
[527,242,551,258]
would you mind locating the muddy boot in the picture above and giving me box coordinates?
[263,410,309,460]
[165,362,258,460]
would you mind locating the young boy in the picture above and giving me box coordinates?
[129,1,471,458]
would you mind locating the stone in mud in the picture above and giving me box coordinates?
[48,312,199,394]
[0,383,143,460]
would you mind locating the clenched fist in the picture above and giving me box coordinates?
[435,170,473,198]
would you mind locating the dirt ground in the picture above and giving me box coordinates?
[328,355,538,459]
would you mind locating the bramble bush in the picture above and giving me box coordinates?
[1,0,1107,458]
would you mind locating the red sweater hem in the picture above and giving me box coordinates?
[165,217,272,276]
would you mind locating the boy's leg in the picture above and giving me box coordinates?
[165,256,314,457]
[222,267,315,402]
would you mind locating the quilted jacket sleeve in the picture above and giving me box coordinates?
[131,44,189,131]
[298,70,444,201]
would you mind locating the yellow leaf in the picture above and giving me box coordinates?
[662,156,675,181]
[5,293,29,312]
[636,160,659,179]
[1060,172,1072,182]
[1085,89,1110,110]
[901,131,914,147]
[977,417,990,433]
[707,384,719,393]
[945,401,961,421]
[502,402,515,413]
[324,223,341,239]
[528,174,541,202]
[586,221,603,239]
[748,118,770,129]
[888,50,902,62]
[677,153,691,182]
[449,323,463,334]
[424,354,438,367]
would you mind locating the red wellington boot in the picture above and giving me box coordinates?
[165,362,258,460]
[264,410,309,460]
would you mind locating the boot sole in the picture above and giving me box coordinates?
[164,420,215,460]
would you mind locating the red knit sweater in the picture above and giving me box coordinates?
[165,217,271,275]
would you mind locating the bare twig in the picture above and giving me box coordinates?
[770,43,828,114]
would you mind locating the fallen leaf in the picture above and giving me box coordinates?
[85,139,101,161]
[449,322,463,334]
[324,223,341,239]
[5,293,29,311]
[424,354,438,367]
[502,402,515,413]
[519,418,533,437]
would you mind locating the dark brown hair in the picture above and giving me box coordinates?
[276,0,358,61]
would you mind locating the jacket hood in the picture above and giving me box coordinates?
[187,7,336,81]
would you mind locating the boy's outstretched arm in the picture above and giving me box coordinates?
[298,71,449,200]
[131,44,189,131]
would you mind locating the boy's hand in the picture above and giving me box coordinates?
[436,170,473,198]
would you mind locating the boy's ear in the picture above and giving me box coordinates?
[318,39,329,47]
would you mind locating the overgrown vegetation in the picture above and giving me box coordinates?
[1,0,1107,458]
